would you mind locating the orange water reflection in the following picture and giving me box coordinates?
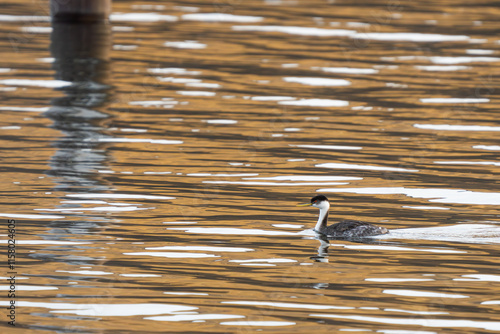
[1,0,500,332]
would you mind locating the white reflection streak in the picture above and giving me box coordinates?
[454,274,500,282]
[222,301,353,310]
[482,300,500,305]
[419,98,489,103]
[146,246,254,252]
[220,321,295,326]
[429,56,500,64]
[232,25,355,36]
[415,65,469,71]
[229,258,296,263]
[314,67,378,74]
[0,301,197,316]
[278,99,349,107]
[384,308,448,315]
[110,13,178,22]
[202,181,349,186]
[434,161,500,167]
[283,77,350,86]
[177,91,215,96]
[383,289,469,298]
[332,244,465,254]
[251,96,296,101]
[146,314,245,321]
[129,100,178,107]
[147,68,201,75]
[163,292,208,295]
[316,187,500,205]
[0,79,71,88]
[157,77,201,83]
[0,213,65,219]
[23,26,52,33]
[316,163,418,172]
[403,206,450,210]
[385,224,500,244]
[415,124,500,131]
[36,206,146,212]
[56,270,113,275]
[124,252,219,258]
[183,13,263,22]
[0,15,50,22]
[466,49,494,55]
[97,138,183,144]
[164,41,206,49]
[474,145,500,150]
[168,227,297,236]
[291,144,362,150]
[243,175,361,181]
[186,82,220,88]
[366,278,434,282]
[0,286,57,291]
[0,106,50,112]
[66,193,175,200]
[187,173,258,177]
[0,240,89,245]
[352,32,469,42]
[309,314,500,331]
[205,119,237,124]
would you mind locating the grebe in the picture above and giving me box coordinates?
[298,194,388,238]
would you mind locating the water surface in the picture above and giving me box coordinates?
[1,0,500,333]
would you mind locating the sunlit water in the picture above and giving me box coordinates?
[2,0,500,333]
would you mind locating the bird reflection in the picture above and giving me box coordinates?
[310,232,330,263]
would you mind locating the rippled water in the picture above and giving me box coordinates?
[2,0,500,332]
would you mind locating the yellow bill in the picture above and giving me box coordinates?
[297,203,312,207]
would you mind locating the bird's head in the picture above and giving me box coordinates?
[298,194,330,210]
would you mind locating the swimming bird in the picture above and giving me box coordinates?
[298,194,388,238]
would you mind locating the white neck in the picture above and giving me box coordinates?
[315,201,330,231]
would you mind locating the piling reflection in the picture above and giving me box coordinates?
[45,19,112,194]
[35,16,113,267]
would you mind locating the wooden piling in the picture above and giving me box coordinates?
[50,0,111,22]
